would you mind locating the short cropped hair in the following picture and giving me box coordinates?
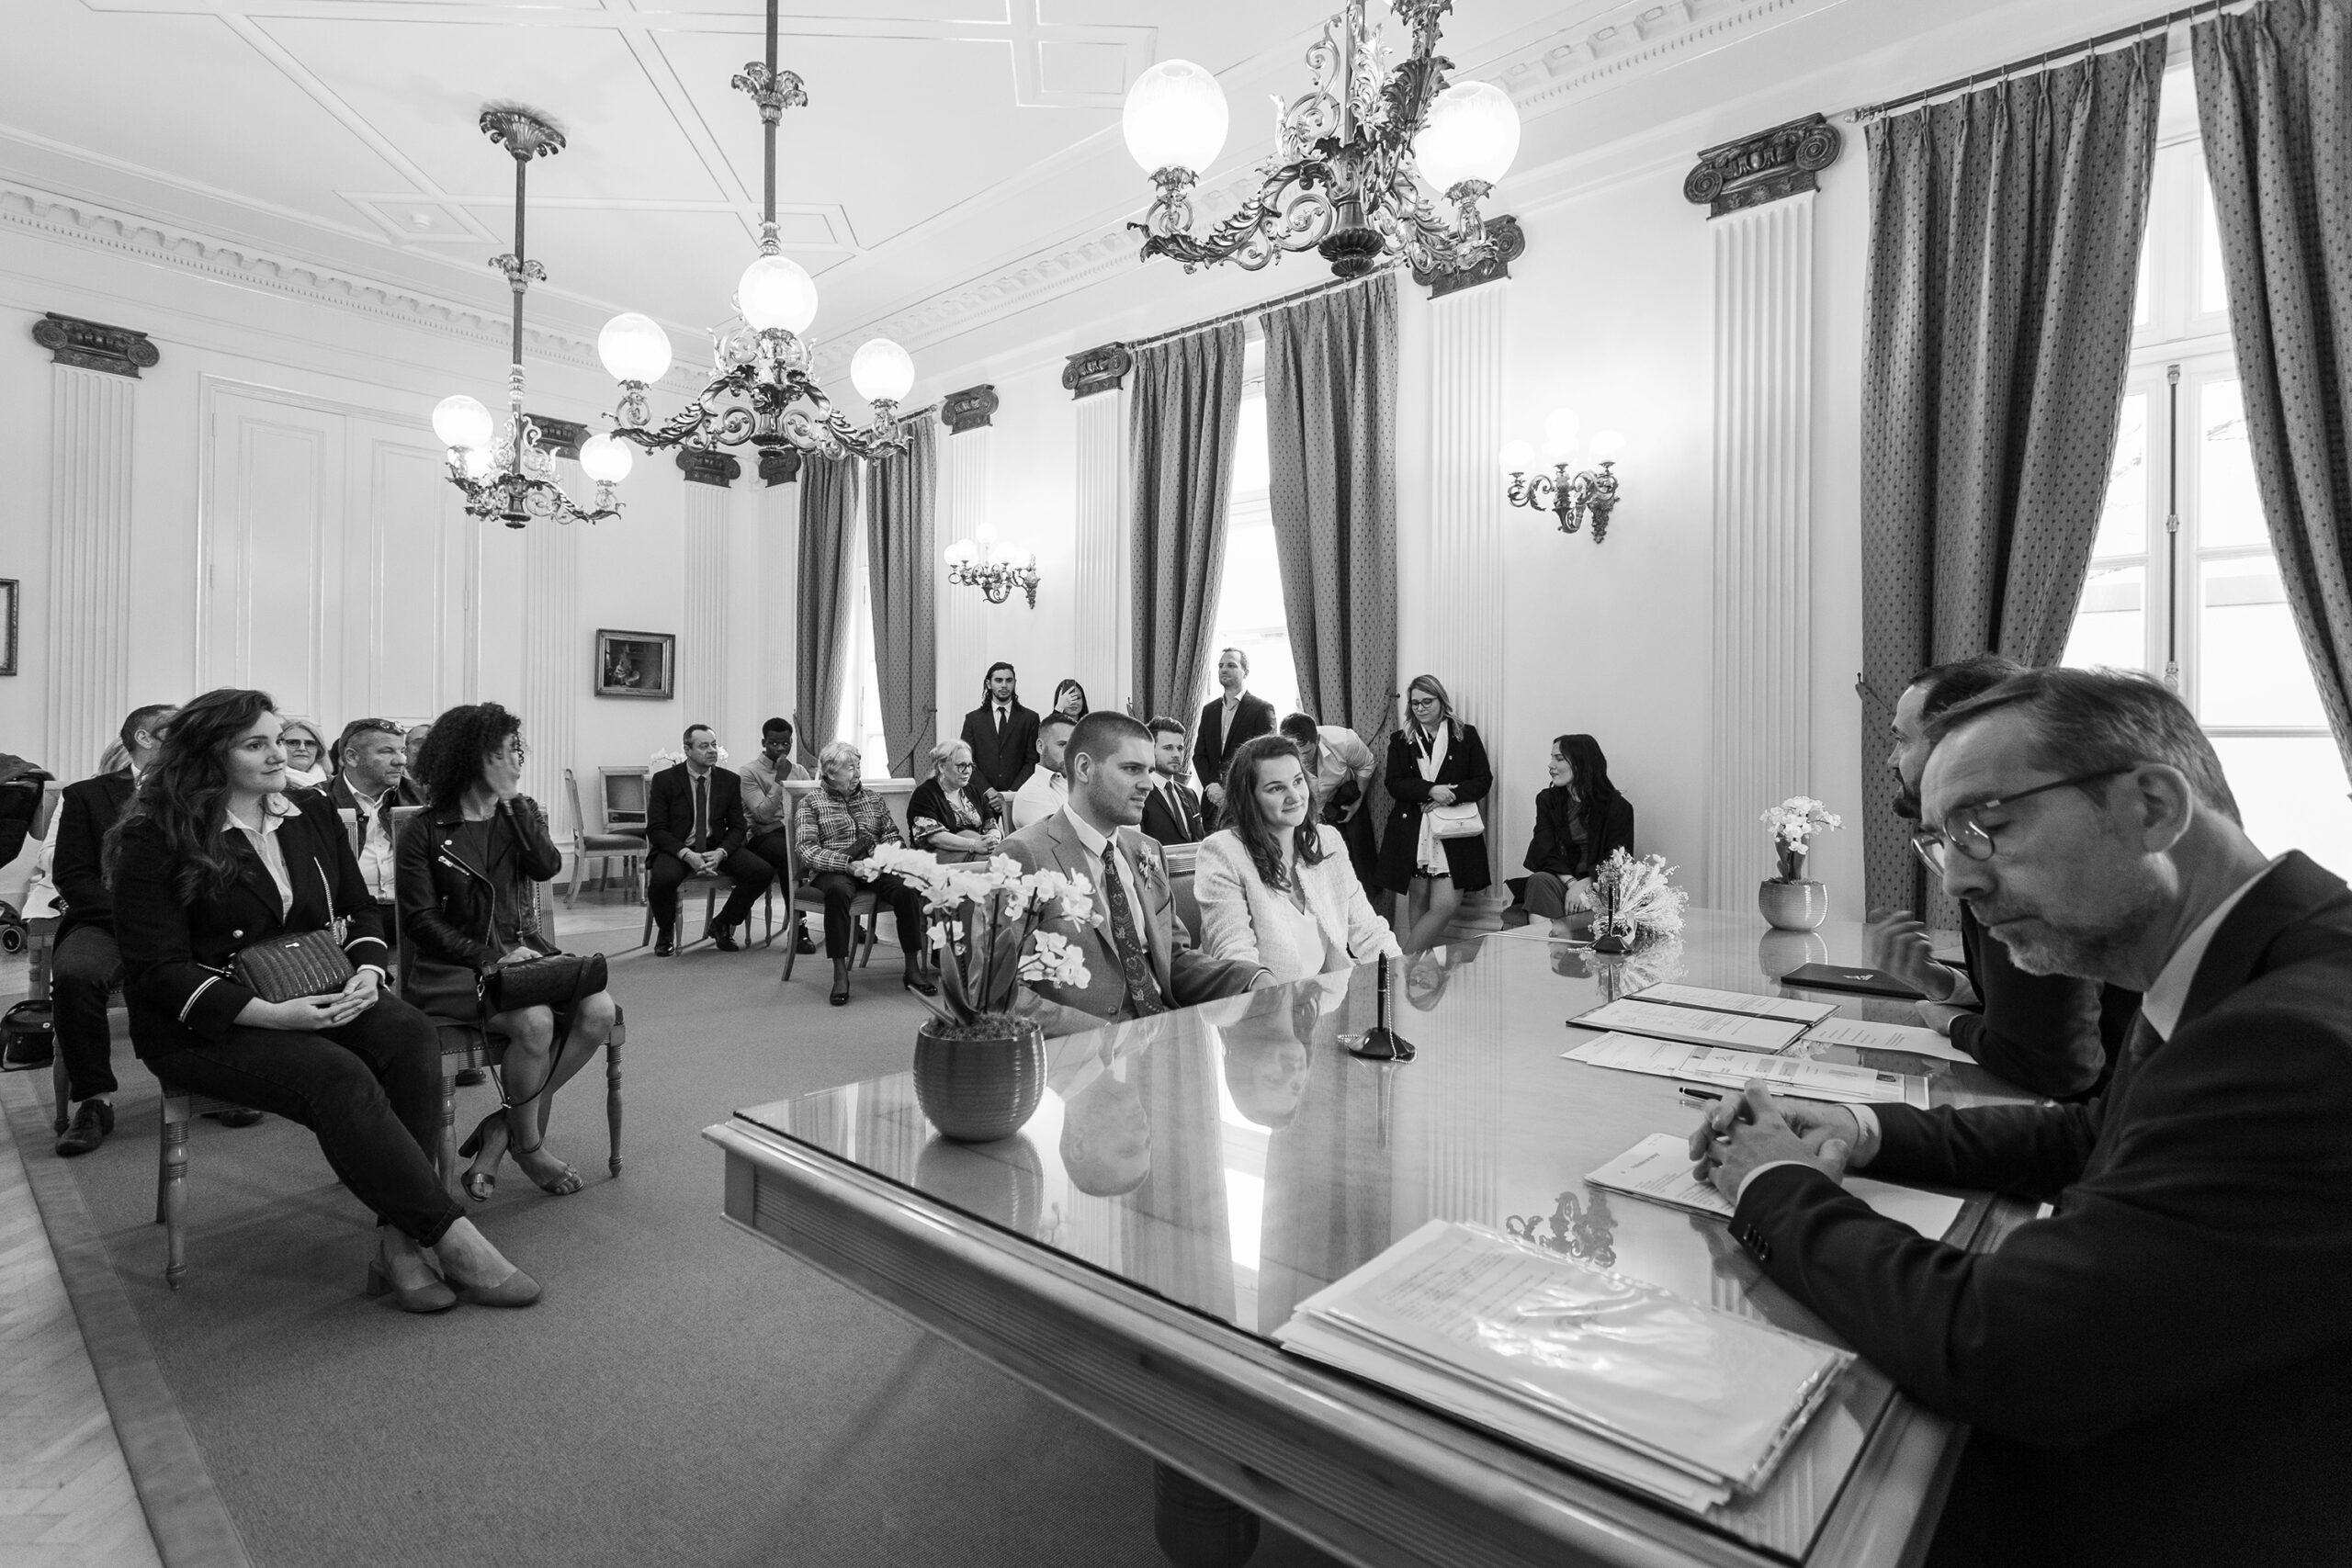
[1926,666,2242,825]
[1068,710,1150,769]
[1219,646,1250,674]
[1907,655,2026,723]
[1038,710,1077,737]
[334,716,406,772]
[119,704,175,753]
[1277,712,1318,749]
[818,739,861,775]
[1146,715,1186,741]
[683,724,714,746]
[761,716,793,741]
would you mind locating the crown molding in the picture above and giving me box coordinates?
[1492,0,1847,115]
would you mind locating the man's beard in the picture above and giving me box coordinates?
[1889,767,1921,823]
[1975,874,2166,982]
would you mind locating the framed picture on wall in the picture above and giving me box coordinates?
[0,580,16,676]
[595,629,674,700]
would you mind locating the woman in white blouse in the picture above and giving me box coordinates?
[1194,735,1401,984]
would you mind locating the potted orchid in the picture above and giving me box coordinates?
[1758,795,1841,931]
[1587,849,1690,954]
[852,843,1093,1141]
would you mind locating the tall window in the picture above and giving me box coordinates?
[2065,118,2352,871]
[836,504,889,777]
[1198,340,1300,728]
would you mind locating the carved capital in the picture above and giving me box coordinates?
[758,446,801,486]
[675,448,741,487]
[1684,114,1842,218]
[527,412,587,460]
[940,384,1000,434]
[1412,214,1525,299]
[32,312,159,378]
[1062,342,1133,400]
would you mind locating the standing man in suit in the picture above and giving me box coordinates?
[1009,712,1075,832]
[645,724,774,956]
[1690,667,2352,1568]
[958,662,1038,814]
[1003,712,1264,1036]
[1140,716,1204,847]
[1193,648,1275,825]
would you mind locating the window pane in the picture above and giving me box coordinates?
[2093,393,2147,558]
[2199,378,2269,549]
[2211,736,2352,877]
[1230,390,1270,498]
[2198,555,2329,726]
[1201,502,1300,730]
[2198,174,2228,316]
[2064,563,2146,672]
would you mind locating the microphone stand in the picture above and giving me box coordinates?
[1348,953,1416,1062]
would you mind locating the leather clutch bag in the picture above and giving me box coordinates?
[232,929,356,1003]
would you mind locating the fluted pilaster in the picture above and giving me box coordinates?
[683,479,729,730]
[45,367,135,778]
[939,427,991,704]
[1425,284,1511,885]
[520,519,578,807]
[1705,194,1814,906]
[1072,389,1129,711]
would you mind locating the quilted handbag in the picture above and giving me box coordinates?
[482,952,607,1015]
[231,929,355,1003]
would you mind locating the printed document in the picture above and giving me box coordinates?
[1798,1015,1973,1064]
[1563,1033,1931,1108]
[1571,998,1808,1053]
[1633,983,1837,1025]
[1586,1134,1968,1240]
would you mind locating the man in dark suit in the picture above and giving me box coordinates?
[1139,716,1204,847]
[322,717,414,964]
[1868,656,2134,1100]
[1691,667,2352,1568]
[1193,647,1274,825]
[645,724,774,956]
[958,662,1038,814]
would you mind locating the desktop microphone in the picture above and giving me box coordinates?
[1349,952,1416,1062]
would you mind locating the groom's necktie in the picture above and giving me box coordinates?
[1096,844,1167,1018]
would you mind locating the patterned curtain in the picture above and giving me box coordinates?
[2195,2,2352,778]
[1262,274,1400,838]
[867,419,938,781]
[1860,40,2165,918]
[794,455,858,773]
[1130,322,1246,728]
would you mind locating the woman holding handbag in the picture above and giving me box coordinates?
[107,688,538,1313]
[1374,674,1493,953]
[398,703,618,1202]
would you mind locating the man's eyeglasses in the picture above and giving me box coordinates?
[1911,767,2133,874]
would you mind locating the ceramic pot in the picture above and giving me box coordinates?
[1758,878,1829,932]
[913,1016,1046,1142]
[1758,928,1831,980]
[913,1133,1045,1233]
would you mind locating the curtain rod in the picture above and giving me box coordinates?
[1848,0,2258,122]
[1122,261,1402,355]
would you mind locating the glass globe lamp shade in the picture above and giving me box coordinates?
[850,338,916,405]
[944,540,974,567]
[1414,81,1521,192]
[578,433,633,484]
[1588,429,1627,462]
[1124,60,1228,175]
[1497,439,1535,476]
[597,312,673,384]
[737,254,819,334]
[432,394,495,453]
[460,446,497,481]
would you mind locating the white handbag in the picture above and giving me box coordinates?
[1426,801,1483,840]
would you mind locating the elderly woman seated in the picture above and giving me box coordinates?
[907,739,1002,863]
[794,741,936,1007]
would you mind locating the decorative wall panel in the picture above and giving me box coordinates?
[683,477,730,734]
[1072,388,1128,711]
[202,391,343,720]
[939,427,991,709]
[43,367,135,778]
[520,516,578,807]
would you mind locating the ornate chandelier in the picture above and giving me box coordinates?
[1499,410,1627,544]
[1122,0,1521,278]
[432,107,632,528]
[944,525,1040,608]
[595,0,912,463]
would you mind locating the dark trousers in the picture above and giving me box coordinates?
[145,996,464,1246]
[1521,871,1580,919]
[51,925,122,1102]
[808,871,925,962]
[648,848,775,936]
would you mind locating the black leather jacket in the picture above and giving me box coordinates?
[394,796,562,1018]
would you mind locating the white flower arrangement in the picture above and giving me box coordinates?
[1589,849,1690,944]
[652,744,729,764]
[1759,795,1842,882]
[852,842,1093,1027]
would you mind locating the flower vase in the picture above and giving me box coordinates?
[1758,874,1828,932]
[913,1016,1046,1143]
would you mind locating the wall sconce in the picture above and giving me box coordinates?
[944,522,1041,607]
[1498,409,1626,542]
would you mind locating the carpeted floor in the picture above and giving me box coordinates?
[6,905,1340,1568]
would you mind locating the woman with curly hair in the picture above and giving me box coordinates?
[107,688,537,1311]
[397,703,619,1201]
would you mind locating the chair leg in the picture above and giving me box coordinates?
[157,1097,190,1291]
[51,1051,69,1136]
[564,851,582,908]
[438,1065,464,1207]
[780,914,799,981]
[639,899,654,952]
[605,1029,624,1179]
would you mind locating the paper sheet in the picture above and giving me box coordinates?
[1797,1015,1973,1064]
[1633,983,1838,1025]
[1585,1134,1968,1240]
[1571,998,1808,1054]
[1563,1033,1931,1108]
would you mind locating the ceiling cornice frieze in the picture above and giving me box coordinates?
[1494,0,1840,116]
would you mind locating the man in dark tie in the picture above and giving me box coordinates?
[1193,647,1274,826]
[958,662,1039,814]
[324,717,414,967]
[1139,716,1204,847]
[645,724,774,956]
[1690,667,2352,1568]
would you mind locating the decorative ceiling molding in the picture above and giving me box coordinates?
[1493,0,1843,116]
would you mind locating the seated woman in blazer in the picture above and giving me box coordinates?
[108,687,538,1313]
[1374,674,1494,953]
[1195,735,1400,985]
[398,702,620,1203]
[907,739,1002,863]
[1512,733,1636,937]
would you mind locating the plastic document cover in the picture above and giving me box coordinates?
[1563,1033,1932,1108]
[1276,1220,1850,1505]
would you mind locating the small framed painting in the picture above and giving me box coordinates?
[0,580,16,675]
[595,629,673,700]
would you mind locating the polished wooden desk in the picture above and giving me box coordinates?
[709,912,2036,1567]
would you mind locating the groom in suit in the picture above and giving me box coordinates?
[1003,711,1263,1036]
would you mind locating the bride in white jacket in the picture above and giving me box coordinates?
[1194,734,1402,984]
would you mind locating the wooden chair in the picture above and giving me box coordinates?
[635,866,776,952]
[775,779,923,984]
[563,767,645,906]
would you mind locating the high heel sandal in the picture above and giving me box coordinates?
[455,1111,505,1202]
[364,1239,457,1314]
[509,1133,583,1197]
[830,960,851,1007]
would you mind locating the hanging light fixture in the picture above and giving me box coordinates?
[944,523,1041,608]
[598,0,912,463]
[1498,410,1628,543]
[434,106,627,527]
[1123,0,1520,278]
